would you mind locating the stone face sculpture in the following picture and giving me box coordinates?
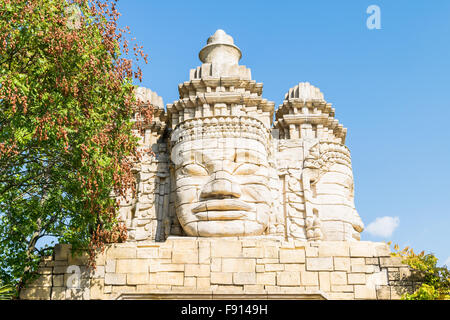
[120,29,364,242]
[170,117,273,237]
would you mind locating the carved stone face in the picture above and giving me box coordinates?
[314,163,363,241]
[171,137,272,237]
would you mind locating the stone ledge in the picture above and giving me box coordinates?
[116,291,327,300]
[22,239,417,300]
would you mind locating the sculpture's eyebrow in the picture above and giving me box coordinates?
[235,149,264,163]
[178,150,206,164]
[179,150,204,164]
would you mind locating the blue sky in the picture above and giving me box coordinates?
[112,0,450,265]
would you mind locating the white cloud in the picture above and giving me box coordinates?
[365,216,400,238]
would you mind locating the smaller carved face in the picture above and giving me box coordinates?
[315,163,363,241]
[171,137,272,237]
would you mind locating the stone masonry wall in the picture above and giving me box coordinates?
[20,238,419,300]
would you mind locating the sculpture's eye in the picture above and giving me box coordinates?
[181,164,208,176]
[234,163,260,175]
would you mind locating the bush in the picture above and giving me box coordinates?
[390,244,450,300]
[0,284,15,300]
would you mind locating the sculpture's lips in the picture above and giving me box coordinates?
[192,199,252,213]
[192,199,253,221]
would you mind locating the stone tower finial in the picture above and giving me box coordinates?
[199,29,242,65]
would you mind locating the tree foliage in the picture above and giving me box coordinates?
[0,283,14,300]
[0,0,150,295]
[391,244,450,300]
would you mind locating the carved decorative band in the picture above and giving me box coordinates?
[170,116,270,146]
[304,142,352,170]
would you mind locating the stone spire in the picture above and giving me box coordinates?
[167,29,275,129]
[199,29,242,65]
[274,82,347,143]
[188,29,251,80]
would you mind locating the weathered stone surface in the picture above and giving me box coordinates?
[327,292,354,300]
[319,272,331,292]
[300,271,319,286]
[104,273,126,285]
[211,258,221,272]
[334,257,351,271]
[25,238,417,300]
[68,251,89,265]
[95,251,107,266]
[243,284,265,293]
[116,259,148,274]
[65,288,90,300]
[184,264,210,277]
[348,273,366,285]
[105,259,116,273]
[53,275,64,287]
[277,272,301,286]
[28,274,52,287]
[111,286,136,295]
[233,272,256,285]
[306,247,319,257]
[38,267,52,275]
[90,279,105,300]
[137,247,159,259]
[54,244,71,261]
[172,250,199,264]
[196,277,211,288]
[107,246,136,260]
[284,264,305,271]
[51,287,66,300]
[264,263,284,272]
[211,272,233,285]
[354,285,377,300]
[256,273,276,285]
[211,241,242,258]
[280,249,305,263]
[91,266,105,279]
[331,285,353,292]
[243,247,264,258]
[330,272,347,285]
[150,263,184,272]
[20,287,51,300]
[149,272,184,286]
[349,242,376,257]
[127,273,149,285]
[365,257,379,265]
[318,242,349,257]
[222,258,255,272]
[306,257,333,271]
[380,256,404,268]
[198,241,211,264]
[376,286,391,300]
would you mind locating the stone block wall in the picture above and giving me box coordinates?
[20,238,419,300]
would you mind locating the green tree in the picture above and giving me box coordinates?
[0,283,14,300]
[0,0,151,297]
[391,244,450,300]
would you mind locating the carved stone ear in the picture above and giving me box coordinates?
[352,212,365,233]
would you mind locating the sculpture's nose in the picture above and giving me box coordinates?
[200,170,241,199]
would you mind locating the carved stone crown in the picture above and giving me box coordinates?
[167,29,275,132]
[274,82,347,143]
[170,115,270,147]
[304,142,352,170]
